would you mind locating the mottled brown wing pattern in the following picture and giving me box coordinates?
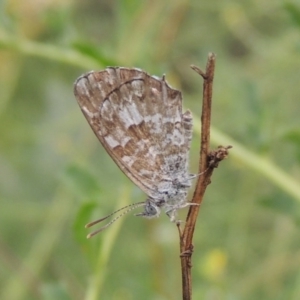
[74,67,192,199]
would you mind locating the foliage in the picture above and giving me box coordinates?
[1,0,300,299]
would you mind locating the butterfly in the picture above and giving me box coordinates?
[74,67,195,237]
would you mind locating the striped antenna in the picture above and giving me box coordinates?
[86,201,146,238]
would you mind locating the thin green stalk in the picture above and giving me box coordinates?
[0,29,102,70]
[84,186,131,300]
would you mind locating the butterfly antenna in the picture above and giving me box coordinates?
[85,201,145,228]
[86,202,146,238]
[189,168,209,179]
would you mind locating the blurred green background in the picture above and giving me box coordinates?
[1,0,300,299]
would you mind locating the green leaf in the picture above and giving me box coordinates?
[73,201,98,245]
[63,164,101,199]
[284,3,300,28]
[72,41,117,66]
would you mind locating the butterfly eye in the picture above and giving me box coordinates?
[144,203,159,216]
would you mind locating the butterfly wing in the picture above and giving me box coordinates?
[74,67,192,198]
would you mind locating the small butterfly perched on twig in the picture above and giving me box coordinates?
[74,67,198,237]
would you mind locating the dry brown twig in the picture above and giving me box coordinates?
[178,53,232,300]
